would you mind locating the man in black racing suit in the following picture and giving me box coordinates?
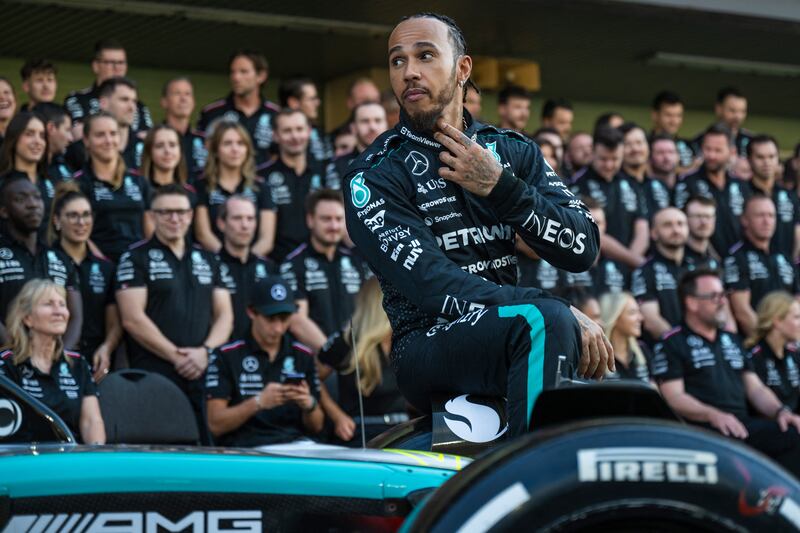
[343,13,612,437]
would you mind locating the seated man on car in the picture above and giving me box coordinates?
[206,276,323,446]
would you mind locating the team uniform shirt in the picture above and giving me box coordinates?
[193,174,273,245]
[750,182,800,260]
[605,342,653,383]
[724,238,800,309]
[748,340,800,412]
[632,249,686,331]
[0,349,97,436]
[120,128,145,171]
[115,238,226,382]
[684,244,721,272]
[64,84,153,134]
[692,128,753,159]
[54,243,115,360]
[343,110,599,340]
[674,165,750,256]
[0,169,62,242]
[652,325,752,420]
[318,332,406,418]
[518,255,628,296]
[309,125,333,164]
[171,124,208,177]
[280,243,366,336]
[323,149,359,191]
[75,166,151,262]
[649,131,696,169]
[0,234,78,325]
[217,248,277,341]
[622,172,672,220]
[570,166,647,246]
[206,335,320,446]
[47,153,76,182]
[196,94,280,165]
[259,157,325,263]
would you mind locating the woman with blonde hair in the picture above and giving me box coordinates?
[746,291,800,412]
[193,120,275,256]
[0,279,106,443]
[599,291,652,383]
[317,278,407,445]
[74,111,152,261]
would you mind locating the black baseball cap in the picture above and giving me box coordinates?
[249,276,297,316]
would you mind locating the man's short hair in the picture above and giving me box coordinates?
[532,126,559,139]
[94,38,125,59]
[351,101,384,123]
[593,112,623,136]
[541,98,572,120]
[649,132,676,149]
[498,85,530,105]
[652,90,683,111]
[593,126,623,151]
[743,192,774,214]
[0,173,34,207]
[400,13,467,59]
[229,49,268,73]
[716,86,745,104]
[151,183,191,204]
[684,195,717,211]
[746,134,779,159]
[305,189,343,215]
[702,123,733,146]
[218,193,256,221]
[32,102,69,127]
[678,267,721,312]
[20,59,57,81]
[617,121,645,137]
[98,76,137,99]
[271,108,308,131]
[278,77,314,108]
[161,76,192,97]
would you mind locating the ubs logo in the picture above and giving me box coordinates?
[405,151,429,176]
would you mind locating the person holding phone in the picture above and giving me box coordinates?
[206,276,323,446]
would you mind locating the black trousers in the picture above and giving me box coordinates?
[744,418,800,478]
[393,298,581,437]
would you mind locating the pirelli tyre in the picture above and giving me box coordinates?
[404,418,800,532]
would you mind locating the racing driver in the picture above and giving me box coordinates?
[342,13,613,437]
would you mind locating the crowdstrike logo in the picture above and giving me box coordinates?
[0,398,22,437]
[443,394,508,443]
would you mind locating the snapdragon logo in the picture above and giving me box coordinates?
[443,394,508,443]
[350,173,370,208]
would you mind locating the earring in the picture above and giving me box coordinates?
[458,80,464,87]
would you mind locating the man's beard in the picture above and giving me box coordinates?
[401,73,458,134]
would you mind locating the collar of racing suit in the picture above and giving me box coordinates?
[396,107,477,150]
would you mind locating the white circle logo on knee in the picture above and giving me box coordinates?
[443,394,508,443]
[0,398,23,438]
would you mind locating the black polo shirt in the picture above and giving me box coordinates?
[259,157,325,263]
[217,247,278,341]
[0,349,97,437]
[318,332,406,418]
[605,342,652,383]
[750,183,800,260]
[570,166,647,246]
[632,249,687,330]
[674,165,751,256]
[64,84,153,134]
[684,244,721,272]
[0,169,62,243]
[47,153,75,182]
[115,238,226,382]
[624,173,672,220]
[748,340,800,412]
[323,149,359,191]
[196,94,280,165]
[517,255,628,297]
[652,325,751,420]
[691,129,753,159]
[205,335,320,446]
[193,174,273,246]
[724,238,800,309]
[594,257,631,295]
[75,165,151,262]
[120,128,145,171]
[54,243,115,359]
[309,125,333,164]
[166,124,209,177]
[0,234,78,325]
[280,243,366,336]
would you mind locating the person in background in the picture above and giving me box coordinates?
[19,59,58,111]
[648,134,679,196]
[562,132,592,180]
[139,124,196,206]
[324,102,387,190]
[0,279,105,444]
[649,90,695,169]
[331,124,356,159]
[194,120,275,256]
[32,102,75,181]
[318,278,407,444]
[600,291,652,383]
[497,85,531,134]
[49,183,120,380]
[0,77,18,144]
[160,77,207,176]
[279,76,331,163]
[683,195,721,271]
[74,112,152,262]
[463,84,481,120]
[540,98,573,141]
[745,291,800,413]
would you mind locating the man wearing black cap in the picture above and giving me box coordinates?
[206,276,323,446]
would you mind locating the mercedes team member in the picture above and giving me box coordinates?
[324,102,388,190]
[342,13,610,438]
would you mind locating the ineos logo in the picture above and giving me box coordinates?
[0,398,23,438]
[443,394,507,443]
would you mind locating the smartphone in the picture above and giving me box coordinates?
[280,371,306,385]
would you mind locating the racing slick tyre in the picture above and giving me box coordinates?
[404,418,800,532]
